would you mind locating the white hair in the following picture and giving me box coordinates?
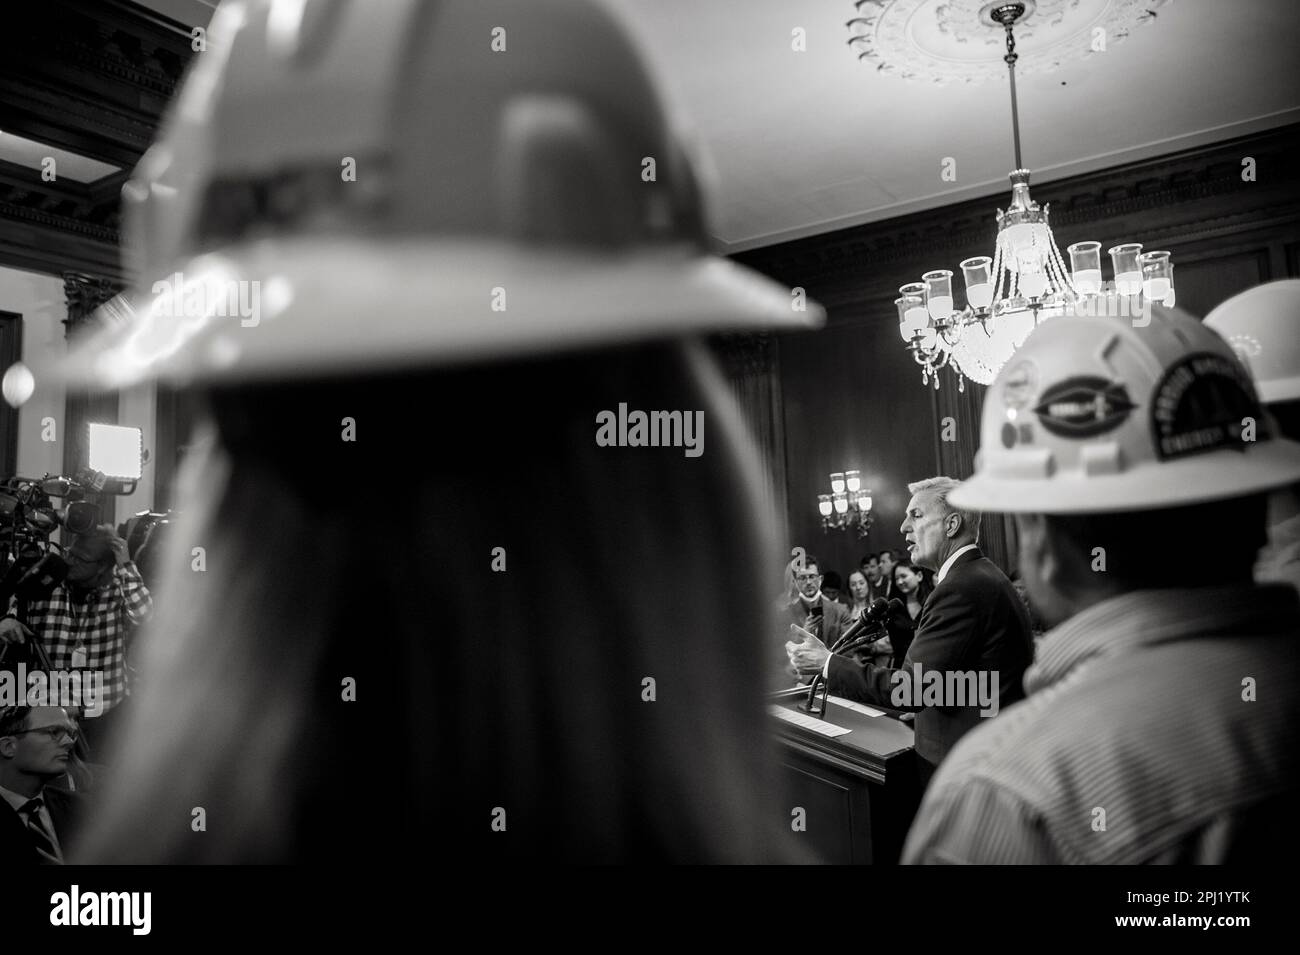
[908,476,981,543]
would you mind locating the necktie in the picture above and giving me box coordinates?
[19,798,62,865]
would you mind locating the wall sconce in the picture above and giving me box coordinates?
[818,469,873,538]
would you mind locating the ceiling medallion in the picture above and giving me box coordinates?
[847,0,1169,85]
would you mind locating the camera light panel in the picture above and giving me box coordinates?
[88,423,143,480]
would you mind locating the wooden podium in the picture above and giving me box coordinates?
[770,688,922,864]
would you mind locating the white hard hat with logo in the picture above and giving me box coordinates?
[949,300,1300,514]
[55,0,822,389]
[1203,280,1300,404]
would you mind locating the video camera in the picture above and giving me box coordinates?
[0,471,116,605]
[2,421,153,604]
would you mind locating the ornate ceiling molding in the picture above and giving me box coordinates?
[734,124,1300,297]
[0,0,199,281]
[847,0,1170,85]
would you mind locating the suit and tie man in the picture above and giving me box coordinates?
[789,478,1034,786]
[780,554,852,681]
[0,706,81,864]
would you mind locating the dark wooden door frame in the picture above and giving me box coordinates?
[0,310,21,478]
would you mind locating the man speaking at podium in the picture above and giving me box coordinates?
[788,477,1033,786]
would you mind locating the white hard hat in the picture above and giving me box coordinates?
[949,302,1300,514]
[56,0,822,389]
[1203,280,1300,404]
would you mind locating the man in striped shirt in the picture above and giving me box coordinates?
[1,526,153,756]
[906,303,1300,864]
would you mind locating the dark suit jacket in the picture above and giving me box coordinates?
[827,548,1033,767]
[885,600,921,669]
[0,785,80,865]
[866,576,894,605]
[780,594,852,648]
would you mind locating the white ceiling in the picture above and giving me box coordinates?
[0,131,120,183]
[132,0,1300,252]
[606,0,1300,251]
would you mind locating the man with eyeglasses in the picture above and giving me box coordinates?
[0,526,152,757]
[0,706,81,864]
[779,553,851,684]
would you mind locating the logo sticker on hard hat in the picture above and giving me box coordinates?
[1000,360,1040,447]
[1032,377,1136,438]
[1002,360,1039,411]
[1151,351,1265,460]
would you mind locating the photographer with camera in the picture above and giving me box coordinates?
[2,524,152,758]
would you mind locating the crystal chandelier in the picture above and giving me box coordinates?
[817,470,874,537]
[885,2,1177,391]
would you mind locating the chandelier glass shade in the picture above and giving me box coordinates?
[884,2,1176,391]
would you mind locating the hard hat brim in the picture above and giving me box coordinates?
[58,237,823,388]
[949,439,1300,514]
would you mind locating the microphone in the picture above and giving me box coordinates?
[829,597,890,652]
[837,599,905,656]
[804,598,907,715]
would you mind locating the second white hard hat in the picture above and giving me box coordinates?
[1203,280,1300,404]
[950,302,1300,514]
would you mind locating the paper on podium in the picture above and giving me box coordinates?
[826,695,885,718]
[768,705,851,737]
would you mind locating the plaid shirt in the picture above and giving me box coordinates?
[9,562,153,713]
[903,584,1300,863]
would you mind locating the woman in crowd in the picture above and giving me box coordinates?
[68,0,820,864]
[844,568,895,668]
[846,569,872,621]
[885,560,933,668]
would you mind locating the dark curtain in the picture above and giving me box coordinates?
[713,333,789,546]
[932,377,1017,575]
[0,310,21,477]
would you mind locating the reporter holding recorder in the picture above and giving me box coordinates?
[1,525,152,756]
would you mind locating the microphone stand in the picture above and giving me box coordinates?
[801,672,831,717]
[799,620,889,717]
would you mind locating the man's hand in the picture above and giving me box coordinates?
[100,525,131,567]
[0,617,32,645]
[785,623,829,674]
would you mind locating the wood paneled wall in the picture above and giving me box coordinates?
[721,123,1300,582]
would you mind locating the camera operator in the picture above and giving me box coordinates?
[1,525,152,757]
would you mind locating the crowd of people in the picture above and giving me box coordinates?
[779,548,932,672]
[1,524,153,862]
[1,0,1296,867]
[783,289,1300,862]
